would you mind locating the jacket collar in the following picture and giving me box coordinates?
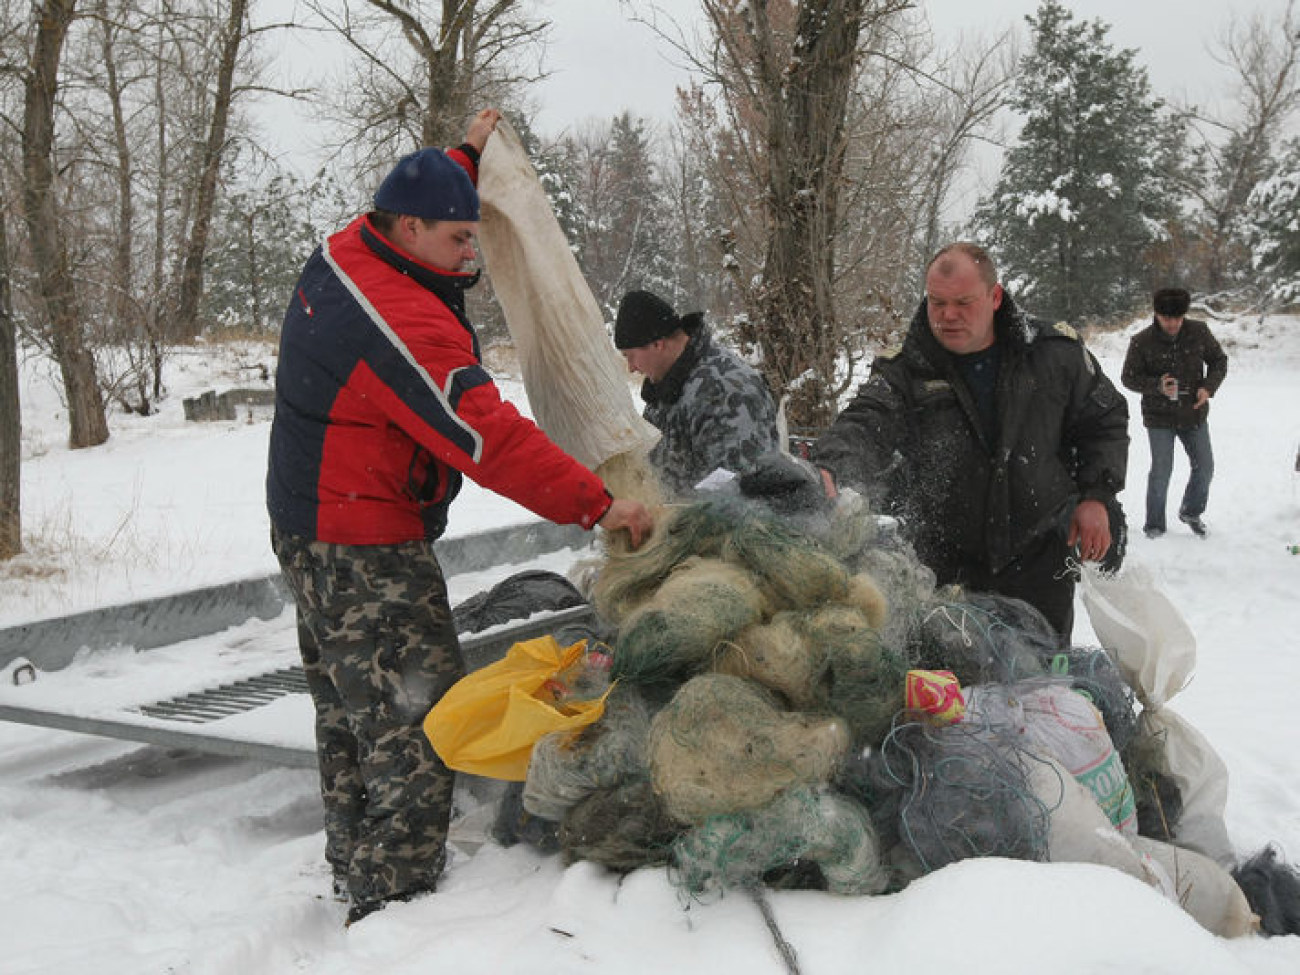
[1148,317,1183,343]
[359,217,481,306]
[642,325,710,406]
[905,288,1035,367]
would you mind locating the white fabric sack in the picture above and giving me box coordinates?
[967,683,1137,835]
[1131,835,1258,938]
[476,120,660,472]
[1028,757,1257,938]
[1139,707,1235,867]
[1079,560,1197,709]
[1028,755,1152,877]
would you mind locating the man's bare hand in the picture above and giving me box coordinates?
[465,108,502,154]
[598,498,654,548]
[1068,499,1112,562]
[818,467,838,500]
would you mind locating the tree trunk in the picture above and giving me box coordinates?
[0,206,21,560]
[22,0,109,450]
[101,0,136,338]
[150,29,168,350]
[751,0,866,431]
[174,0,248,340]
[425,0,472,146]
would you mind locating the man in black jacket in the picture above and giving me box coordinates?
[812,242,1129,641]
[1121,287,1228,539]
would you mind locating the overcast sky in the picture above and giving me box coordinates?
[256,0,1290,211]
[530,0,1288,136]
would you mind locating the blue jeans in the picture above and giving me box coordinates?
[1144,424,1214,531]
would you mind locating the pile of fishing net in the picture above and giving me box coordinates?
[485,491,1297,938]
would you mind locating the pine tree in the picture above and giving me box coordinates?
[203,168,323,334]
[1243,137,1300,306]
[509,113,584,254]
[974,0,1186,323]
[571,112,675,315]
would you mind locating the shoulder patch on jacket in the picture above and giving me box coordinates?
[1051,321,1079,341]
[875,345,903,361]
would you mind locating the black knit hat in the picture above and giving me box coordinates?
[614,290,681,349]
[1153,287,1191,318]
[373,148,480,221]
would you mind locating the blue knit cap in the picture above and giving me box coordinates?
[373,148,480,221]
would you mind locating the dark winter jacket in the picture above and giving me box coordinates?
[267,203,611,545]
[641,326,780,495]
[811,292,1129,579]
[1120,318,1227,430]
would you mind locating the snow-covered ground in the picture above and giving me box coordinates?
[2,315,1299,974]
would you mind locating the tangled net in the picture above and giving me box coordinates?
[500,494,1186,908]
[846,712,1054,883]
[649,673,851,824]
[613,558,765,686]
[593,498,854,624]
[524,685,652,822]
[671,787,890,898]
[911,590,1055,685]
[559,778,680,871]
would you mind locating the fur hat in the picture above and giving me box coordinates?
[614,290,682,349]
[1153,287,1191,318]
[373,148,479,221]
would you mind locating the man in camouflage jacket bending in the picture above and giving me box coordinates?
[614,289,780,496]
[811,242,1129,641]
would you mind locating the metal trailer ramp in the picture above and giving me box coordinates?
[136,667,309,723]
[0,604,596,768]
[0,520,591,673]
[0,519,599,766]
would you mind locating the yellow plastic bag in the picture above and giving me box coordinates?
[424,635,612,781]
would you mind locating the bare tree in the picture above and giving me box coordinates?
[0,204,18,557]
[673,1,1012,429]
[1186,0,1300,292]
[911,36,1016,264]
[78,0,164,412]
[561,113,676,315]
[57,0,282,387]
[718,0,888,428]
[307,0,548,182]
[22,0,109,449]
[0,1,24,555]
[172,0,251,339]
[662,87,742,319]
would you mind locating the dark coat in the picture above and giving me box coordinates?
[1120,318,1228,430]
[811,292,1128,580]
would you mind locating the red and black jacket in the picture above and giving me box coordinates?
[267,171,611,545]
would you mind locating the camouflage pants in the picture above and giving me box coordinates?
[271,527,464,907]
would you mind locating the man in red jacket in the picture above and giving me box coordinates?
[267,108,652,925]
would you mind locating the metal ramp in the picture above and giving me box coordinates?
[0,518,599,767]
[0,603,596,768]
[136,667,309,723]
[0,519,591,673]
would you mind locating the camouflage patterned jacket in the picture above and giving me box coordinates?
[641,326,780,495]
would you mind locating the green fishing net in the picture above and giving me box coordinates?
[670,786,889,898]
